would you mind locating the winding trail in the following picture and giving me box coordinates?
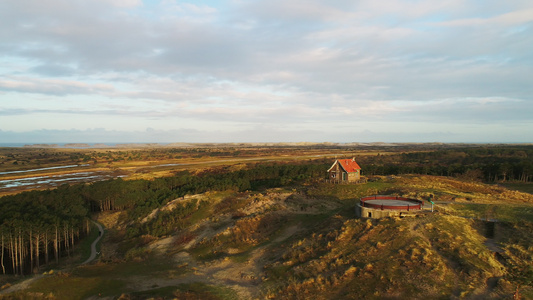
[82,221,104,264]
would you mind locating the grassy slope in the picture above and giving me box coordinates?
[265,215,503,299]
[500,182,533,195]
[2,175,532,299]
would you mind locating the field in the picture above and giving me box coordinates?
[0,144,375,196]
[1,144,533,299]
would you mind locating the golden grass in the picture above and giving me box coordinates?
[22,272,125,300]
[396,175,533,204]
[265,213,514,299]
[3,174,532,299]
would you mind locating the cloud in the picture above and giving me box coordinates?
[438,8,533,27]
[238,0,355,23]
[30,64,77,77]
[101,0,141,8]
[0,0,532,143]
[1,125,530,144]
[0,76,114,96]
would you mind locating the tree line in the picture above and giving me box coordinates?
[358,146,533,182]
[0,187,89,275]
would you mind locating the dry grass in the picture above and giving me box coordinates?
[264,213,515,299]
[3,174,532,299]
[396,175,533,204]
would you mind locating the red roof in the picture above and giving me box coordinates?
[338,159,361,173]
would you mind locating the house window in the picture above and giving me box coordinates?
[331,173,336,178]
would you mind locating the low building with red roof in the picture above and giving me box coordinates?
[327,158,362,183]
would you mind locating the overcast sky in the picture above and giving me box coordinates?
[1,0,532,144]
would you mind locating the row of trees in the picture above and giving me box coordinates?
[80,162,327,220]
[358,146,533,182]
[0,187,89,275]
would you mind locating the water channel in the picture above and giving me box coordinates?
[0,164,121,193]
[0,164,90,175]
[0,154,335,193]
[0,171,122,193]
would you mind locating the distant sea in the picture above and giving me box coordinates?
[0,143,110,148]
[0,143,27,147]
[0,143,172,148]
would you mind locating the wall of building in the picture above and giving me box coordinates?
[356,204,420,219]
[328,163,341,181]
[348,171,361,181]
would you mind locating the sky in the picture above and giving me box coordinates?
[1,0,532,144]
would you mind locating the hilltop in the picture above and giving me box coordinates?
[1,173,532,299]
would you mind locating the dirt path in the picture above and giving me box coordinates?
[0,275,45,295]
[125,248,264,299]
[82,221,104,264]
[127,224,302,299]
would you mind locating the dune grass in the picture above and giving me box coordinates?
[23,273,125,300]
[4,174,533,299]
[174,282,239,300]
[449,203,533,222]
[500,182,533,194]
[8,252,182,299]
[75,252,178,279]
